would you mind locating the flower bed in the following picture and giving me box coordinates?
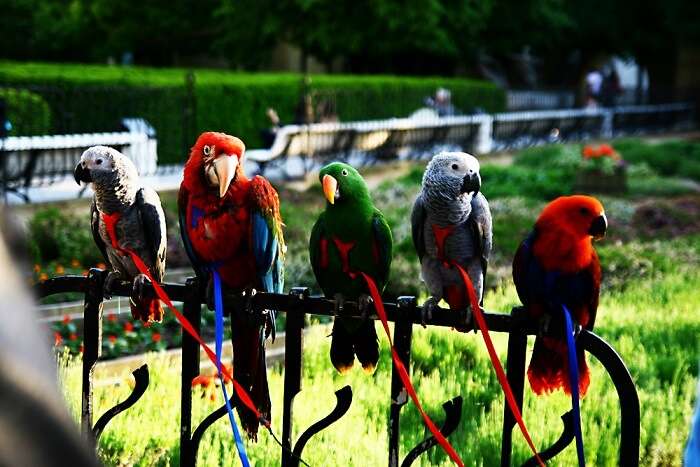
[574,144,628,194]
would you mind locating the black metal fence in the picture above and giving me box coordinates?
[35,269,640,466]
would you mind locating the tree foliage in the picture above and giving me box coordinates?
[0,0,698,84]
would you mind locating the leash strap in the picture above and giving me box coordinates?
[562,305,585,467]
[358,272,465,467]
[101,212,267,427]
[451,262,544,466]
[213,269,250,467]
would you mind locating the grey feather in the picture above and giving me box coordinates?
[412,151,492,303]
[411,196,427,261]
[90,198,111,269]
[135,187,167,282]
[79,146,167,282]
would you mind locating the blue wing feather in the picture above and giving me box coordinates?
[514,230,594,310]
[252,212,283,294]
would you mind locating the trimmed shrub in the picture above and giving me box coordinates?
[0,61,505,164]
[0,87,51,135]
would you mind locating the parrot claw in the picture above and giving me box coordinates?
[264,309,276,342]
[242,288,256,316]
[205,278,215,311]
[421,297,438,327]
[333,293,345,316]
[358,294,373,321]
[103,271,122,299]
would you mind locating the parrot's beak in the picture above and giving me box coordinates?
[589,213,608,240]
[322,174,338,205]
[460,172,481,194]
[213,155,238,198]
[74,162,92,185]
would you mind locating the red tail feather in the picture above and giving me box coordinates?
[130,297,164,323]
[528,336,590,396]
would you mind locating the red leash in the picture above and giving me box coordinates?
[450,262,544,466]
[358,272,465,466]
[101,212,267,427]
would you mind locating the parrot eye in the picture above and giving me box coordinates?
[341,169,348,176]
[579,207,589,215]
[203,145,211,156]
[96,159,103,165]
[451,163,459,170]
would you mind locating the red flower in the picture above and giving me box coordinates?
[123,322,134,333]
[599,144,614,155]
[54,332,63,346]
[69,333,78,341]
[107,313,117,323]
[108,335,117,344]
[582,145,595,158]
[192,374,214,388]
[62,315,72,325]
[151,332,162,343]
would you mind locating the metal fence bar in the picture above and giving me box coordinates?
[34,274,640,466]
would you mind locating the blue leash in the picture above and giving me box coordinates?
[213,269,250,467]
[562,305,585,467]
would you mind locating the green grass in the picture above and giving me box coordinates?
[58,254,699,466]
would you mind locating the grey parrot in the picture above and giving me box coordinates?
[74,146,167,323]
[411,151,492,322]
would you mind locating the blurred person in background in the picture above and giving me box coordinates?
[425,87,459,117]
[0,210,98,467]
[601,67,622,107]
[261,107,282,148]
[585,68,603,108]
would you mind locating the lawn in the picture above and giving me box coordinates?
[59,253,699,466]
[49,138,700,465]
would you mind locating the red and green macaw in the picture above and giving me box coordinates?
[309,162,392,374]
[178,132,284,438]
[513,195,607,396]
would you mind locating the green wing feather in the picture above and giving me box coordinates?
[371,210,393,290]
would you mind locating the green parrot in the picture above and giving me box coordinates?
[309,162,393,374]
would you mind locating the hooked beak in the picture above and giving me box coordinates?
[212,155,238,198]
[322,174,338,205]
[74,162,91,185]
[589,213,608,240]
[460,172,481,194]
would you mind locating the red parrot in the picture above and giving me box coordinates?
[513,195,607,396]
[178,132,284,439]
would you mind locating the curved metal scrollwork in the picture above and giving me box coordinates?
[401,396,463,467]
[290,385,353,465]
[522,410,574,466]
[92,364,150,440]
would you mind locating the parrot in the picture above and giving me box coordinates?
[411,151,492,322]
[512,195,607,396]
[74,145,166,323]
[178,132,284,439]
[309,162,393,374]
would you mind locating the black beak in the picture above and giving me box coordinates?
[460,172,481,194]
[74,162,91,185]
[589,214,608,239]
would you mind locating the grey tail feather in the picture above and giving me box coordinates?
[353,320,379,373]
[330,319,355,373]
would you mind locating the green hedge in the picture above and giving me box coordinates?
[0,87,51,135]
[0,61,505,164]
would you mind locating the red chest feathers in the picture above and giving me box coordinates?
[187,194,252,264]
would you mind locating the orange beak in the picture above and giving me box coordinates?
[322,174,337,205]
